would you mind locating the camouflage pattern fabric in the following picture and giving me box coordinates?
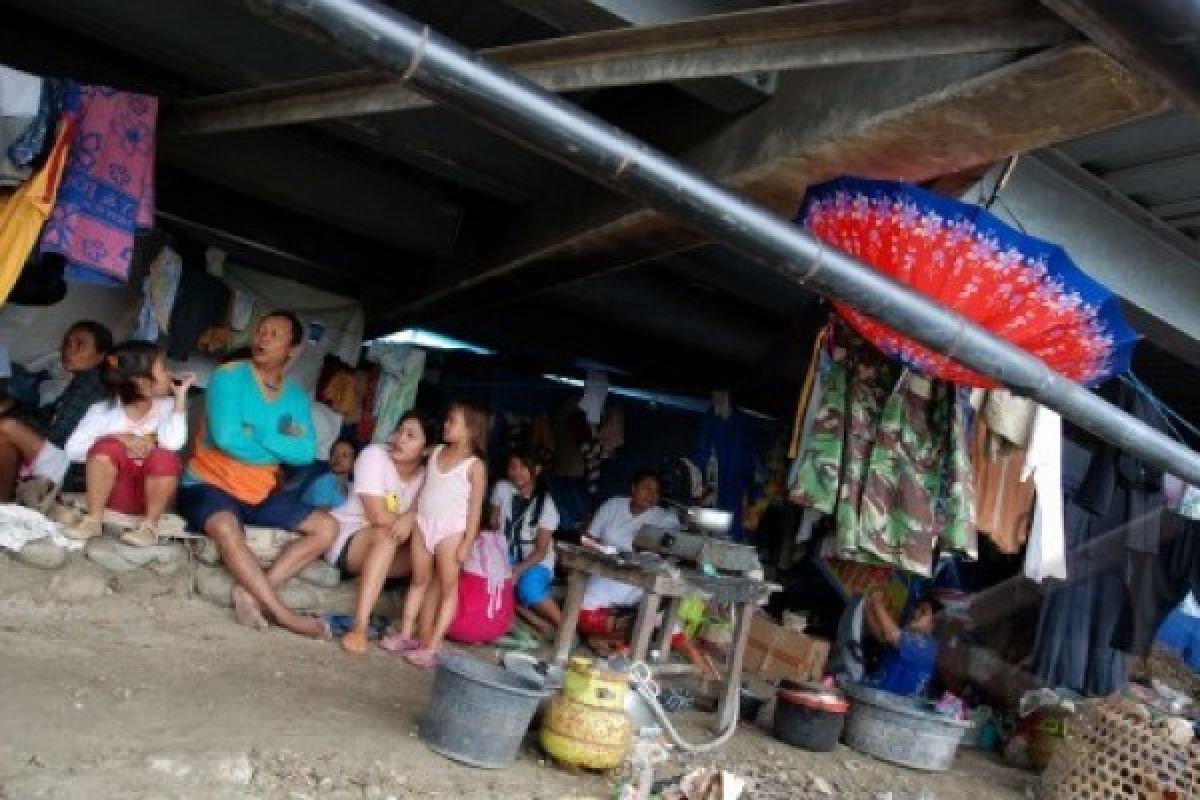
[792,321,976,576]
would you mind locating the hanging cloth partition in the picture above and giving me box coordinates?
[368,341,425,443]
[0,117,72,305]
[38,82,157,286]
[791,319,976,576]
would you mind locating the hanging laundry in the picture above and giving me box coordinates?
[166,258,231,361]
[970,419,1036,555]
[229,289,255,331]
[792,321,975,576]
[355,364,380,442]
[977,389,1037,455]
[0,118,72,306]
[133,244,182,342]
[319,365,358,419]
[1031,383,1171,695]
[7,76,63,177]
[596,403,624,456]
[1022,406,1066,582]
[368,342,425,443]
[696,407,755,538]
[0,65,42,187]
[38,81,157,286]
[579,370,609,426]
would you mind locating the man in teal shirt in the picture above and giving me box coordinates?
[180,311,335,638]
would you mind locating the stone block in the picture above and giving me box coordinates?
[46,562,110,603]
[14,539,68,570]
[298,559,341,589]
[194,563,234,607]
[85,537,142,572]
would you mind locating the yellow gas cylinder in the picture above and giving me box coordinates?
[539,657,633,770]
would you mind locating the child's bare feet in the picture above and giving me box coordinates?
[404,648,438,669]
[341,630,368,655]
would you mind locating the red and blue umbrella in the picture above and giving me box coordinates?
[799,176,1138,388]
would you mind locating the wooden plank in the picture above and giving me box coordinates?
[554,569,588,666]
[716,603,757,733]
[628,592,662,663]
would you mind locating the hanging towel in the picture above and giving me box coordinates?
[0,118,72,305]
[368,342,425,443]
[38,82,157,286]
[0,65,42,187]
[133,245,182,341]
[1023,406,1066,582]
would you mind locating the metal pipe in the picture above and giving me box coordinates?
[174,9,1072,134]
[240,0,1200,486]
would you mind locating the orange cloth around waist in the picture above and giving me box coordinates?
[188,439,280,506]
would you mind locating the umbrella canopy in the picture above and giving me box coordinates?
[799,177,1138,387]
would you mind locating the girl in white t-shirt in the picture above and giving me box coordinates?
[335,411,435,656]
[63,340,194,547]
[491,445,561,636]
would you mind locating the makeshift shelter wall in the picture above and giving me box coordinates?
[0,283,137,370]
[0,260,364,396]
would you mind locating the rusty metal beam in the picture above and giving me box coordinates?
[1039,0,1200,114]
[171,0,1071,135]
[385,43,1166,324]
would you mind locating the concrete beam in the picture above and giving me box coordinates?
[389,44,1166,326]
[502,0,773,112]
[988,150,1200,366]
[1039,0,1200,114]
[171,0,1069,135]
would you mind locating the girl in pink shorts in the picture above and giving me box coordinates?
[390,400,488,668]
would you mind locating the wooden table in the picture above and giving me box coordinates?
[552,543,778,731]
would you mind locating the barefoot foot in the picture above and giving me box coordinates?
[341,630,368,655]
[232,586,269,632]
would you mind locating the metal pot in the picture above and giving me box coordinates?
[684,507,734,536]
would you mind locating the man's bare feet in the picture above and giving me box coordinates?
[341,629,368,655]
[285,614,330,640]
[232,586,269,632]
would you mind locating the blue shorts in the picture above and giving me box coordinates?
[515,564,555,607]
[180,482,314,534]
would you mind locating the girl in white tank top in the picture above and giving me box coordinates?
[391,401,488,668]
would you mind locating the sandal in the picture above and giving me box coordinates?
[404,648,439,669]
[379,630,421,653]
[121,520,159,548]
[64,515,104,541]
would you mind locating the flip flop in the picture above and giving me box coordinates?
[404,648,438,669]
[379,630,421,653]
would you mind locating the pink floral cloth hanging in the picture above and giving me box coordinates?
[39,82,157,285]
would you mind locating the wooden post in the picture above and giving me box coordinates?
[653,596,683,664]
[554,569,587,666]
[628,592,662,663]
[715,602,757,732]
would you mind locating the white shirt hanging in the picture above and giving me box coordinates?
[1022,406,1066,582]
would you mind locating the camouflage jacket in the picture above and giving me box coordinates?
[792,323,976,576]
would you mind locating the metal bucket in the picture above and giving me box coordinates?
[841,684,970,772]
[420,653,551,769]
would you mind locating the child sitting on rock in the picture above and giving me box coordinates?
[63,341,194,547]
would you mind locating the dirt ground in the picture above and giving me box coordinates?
[0,553,1038,799]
